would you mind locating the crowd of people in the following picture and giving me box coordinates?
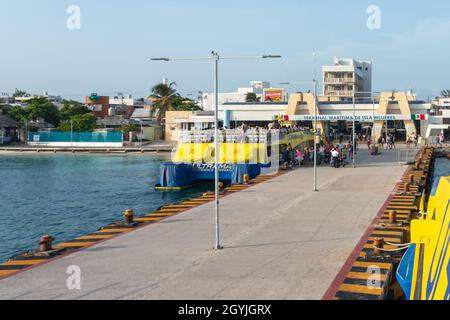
[280,139,355,169]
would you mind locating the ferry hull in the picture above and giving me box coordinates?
[157,162,262,188]
[396,175,450,300]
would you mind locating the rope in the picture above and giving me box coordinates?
[372,245,410,252]
[384,241,413,247]
[372,244,411,252]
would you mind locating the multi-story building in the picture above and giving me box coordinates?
[109,94,144,117]
[322,58,372,101]
[433,97,450,110]
[85,93,110,118]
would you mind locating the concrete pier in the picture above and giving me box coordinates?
[0,149,410,300]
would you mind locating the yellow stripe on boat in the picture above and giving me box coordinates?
[409,176,450,300]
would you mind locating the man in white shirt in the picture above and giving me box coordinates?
[330,148,339,168]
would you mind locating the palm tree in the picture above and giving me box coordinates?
[441,90,450,98]
[148,82,179,123]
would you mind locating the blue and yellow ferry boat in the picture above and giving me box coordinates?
[397,172,450,300]
[155,128,314,190]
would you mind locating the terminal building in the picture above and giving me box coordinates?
[165,91,432,143]
[165,57,438,143]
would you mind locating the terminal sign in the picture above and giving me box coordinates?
[291,115,425,121]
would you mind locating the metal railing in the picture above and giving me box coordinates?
[324,90,354,97]
[179,128,311,144]
[324,77,355,84]
[28,132,123,143]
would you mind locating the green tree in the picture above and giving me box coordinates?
[441,90,450,98]
[58,114,97,132]
[26,97,60,125]
[6,105,28,122]
[171,95,202,111]
[245,92,260,102]
[148,82,179,122]
[60,100,90,121]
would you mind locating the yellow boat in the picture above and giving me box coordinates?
[156,128,314,189]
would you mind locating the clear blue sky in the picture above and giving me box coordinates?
[1,0,450,101]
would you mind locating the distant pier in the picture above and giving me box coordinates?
[0,145,173,154]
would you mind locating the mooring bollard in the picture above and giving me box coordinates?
[414,161,420,170]
[123,209,134,224]
[388,210,397,224]
[243,174,250,184]
[404,182,410,192]
[39,235,54,252]
[373,238,384,255]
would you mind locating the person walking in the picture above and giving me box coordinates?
[331,148,339,168]
[438,132,445,147]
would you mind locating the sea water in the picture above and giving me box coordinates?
[0,154,211,261]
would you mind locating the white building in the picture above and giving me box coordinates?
[424,110,450,140]
[166,93,432,142]
[201,81,286,111]
[433,97,450,109]
[42,92,63,104]
[109,94,144,108]
[322,58,372,101]
[13,92,63,106]
[0,93,13,104]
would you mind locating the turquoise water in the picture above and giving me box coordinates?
[0,154,211,261]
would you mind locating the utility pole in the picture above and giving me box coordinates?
[313,79,318,192]
[151,53,281,251]
[352,92,356,168]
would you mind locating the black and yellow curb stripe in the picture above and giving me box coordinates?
[0,255,54,278]
[333,147,434,300]
[335,261,393,300]
[0,171,287,280]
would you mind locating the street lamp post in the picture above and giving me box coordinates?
[353,91,382,158]
[139,119,143,147]
[279,80,322,192]
[24,120,28,146]
[352,92,356,168]
[313,79,318,192]
[70,119,73,147]
[151,52,281,250]
[212,52,220,250]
